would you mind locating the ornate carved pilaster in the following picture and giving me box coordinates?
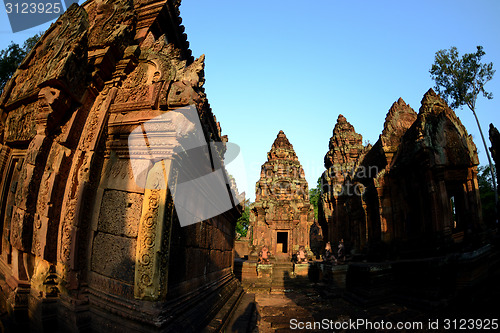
[134,159,175,300]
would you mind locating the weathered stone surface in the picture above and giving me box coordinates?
[4,104,36,143]
[0,4,89,109]
[319,115,369,248]
[324,114,365,174]
[91,232,137,283]
[380,98,418,151]
[319,90,484,258]
[250,131,315,259]
[98,190,143,237]
[396,89,479,168]
[347,98,418,251]
[0,1,241,331]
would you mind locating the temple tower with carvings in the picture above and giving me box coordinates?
[249,131,314,259]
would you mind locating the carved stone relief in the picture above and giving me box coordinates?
[134,160,174,300]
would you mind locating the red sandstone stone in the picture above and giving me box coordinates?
[250,131,315,260]
[319,90,483,257]
[0,1,241,331]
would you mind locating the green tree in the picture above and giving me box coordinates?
[0,42,25,93]
[23,34,41,53]
[0,33,41,93]
[235,199,251,239]
[430,46,497,209]
[477,165,496,225]
[309,177,322,221]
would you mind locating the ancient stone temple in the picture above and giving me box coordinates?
[320,90,484,258]
[0,1,242,332]
[351,97,418,253]
[249,131,314,259]
[318,114,369,251]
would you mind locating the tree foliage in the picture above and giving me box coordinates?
[0,43,25,93]
[430,45,497,210]
[0,33,41,93]
[235,199,251,239]
[430,46,495,110]
[23,34,40,53]
[309,177,322,221]
[477,165,496,225]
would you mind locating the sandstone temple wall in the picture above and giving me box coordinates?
[320,89,484,259]
[0,1,241,332]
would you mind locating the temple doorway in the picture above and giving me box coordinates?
[276,232,288,253]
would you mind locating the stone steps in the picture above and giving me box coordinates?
[237,259,318,294]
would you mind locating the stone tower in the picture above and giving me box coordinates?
[319,90,483,257]
[0,1,242,331]
[250,130,314,259]
[319,115,368,248]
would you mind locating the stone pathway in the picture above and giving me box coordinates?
[229,258,500,332]
[254,293,315,332]
[231,283,500,333]
[231,284,435,332]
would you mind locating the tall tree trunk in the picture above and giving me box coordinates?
[472,108,498,217]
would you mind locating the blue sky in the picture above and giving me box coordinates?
[1,1,500,201]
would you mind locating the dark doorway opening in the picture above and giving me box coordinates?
[276,232,288,253]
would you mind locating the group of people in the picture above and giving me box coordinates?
[323,240,345,264]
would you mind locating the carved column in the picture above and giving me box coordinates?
[134,159,175,300]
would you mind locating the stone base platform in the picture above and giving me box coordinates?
[234,258,350,296]
[345,244,500,309]
[234,259,322,294]
[235,245,499,310]
[228,242,500,331]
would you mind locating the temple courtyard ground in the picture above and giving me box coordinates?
[227,261,500,332]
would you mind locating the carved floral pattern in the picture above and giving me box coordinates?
[135,189,161,294]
